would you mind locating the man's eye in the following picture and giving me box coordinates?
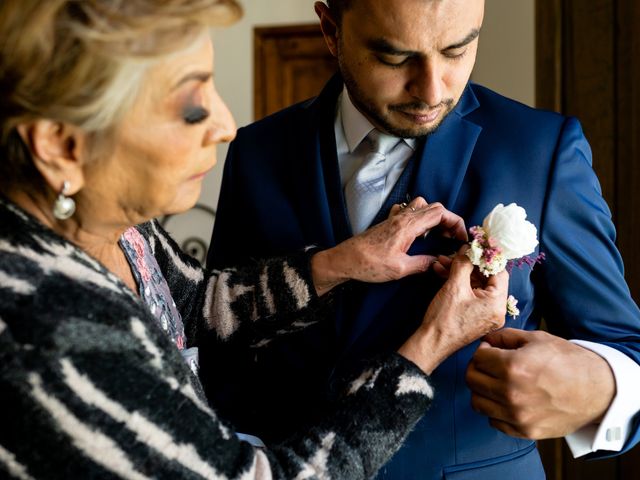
[377,56,409,67]
[444,49,467,60]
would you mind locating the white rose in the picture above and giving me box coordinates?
[482,203,538,260]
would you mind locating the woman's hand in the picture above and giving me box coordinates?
[310,197,467,296]
[398,248,508,374]
[432,254,487,289]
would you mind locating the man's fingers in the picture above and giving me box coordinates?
[488,418,526,439]
[470,393,529,438]
[470,391,511,419]
[468,343,514,378]
[483,327,532,350]
[466,361,509,402]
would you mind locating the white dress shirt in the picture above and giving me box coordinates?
[566,340,640,456]
[334,86,640,457]
[335,88,416,200]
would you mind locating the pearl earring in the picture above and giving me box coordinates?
[52,181,76,220]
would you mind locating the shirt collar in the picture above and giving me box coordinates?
[339,86,417,153]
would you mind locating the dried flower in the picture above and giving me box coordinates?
[506,295,520,318]
[466,203,544,319]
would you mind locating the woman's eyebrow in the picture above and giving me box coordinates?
[171,71,212,91]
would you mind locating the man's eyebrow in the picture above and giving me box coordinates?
[366,38,418,57]
[445,28,481,50]
[171,71,212,91]
[366,28,481,56]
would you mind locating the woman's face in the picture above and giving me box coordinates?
[81,35,235,225]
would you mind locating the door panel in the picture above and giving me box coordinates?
[254,24,337,120]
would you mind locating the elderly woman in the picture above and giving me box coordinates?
[0,1,508,479]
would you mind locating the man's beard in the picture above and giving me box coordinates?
[340,56,457,139]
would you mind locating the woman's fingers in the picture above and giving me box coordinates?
[484,269,510,294]
[401,202,467,241]
[406,196,429,210]
[388,204,403,218]
[389,196,428,219]
[432,255,452,279]
[445,248,474,286]
[438,209,468,241]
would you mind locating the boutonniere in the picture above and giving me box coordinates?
[466,203,545,318]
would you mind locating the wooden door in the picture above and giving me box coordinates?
[536,0,640,478]
[253,24,337,120]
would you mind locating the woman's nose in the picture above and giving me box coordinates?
[204,89,236,146]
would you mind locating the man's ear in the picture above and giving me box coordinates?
[315,1,339,58]
[16,120,86,195]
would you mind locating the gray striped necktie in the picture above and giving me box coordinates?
[345,129,401,234]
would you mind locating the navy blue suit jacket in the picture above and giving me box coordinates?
[206,76,640,479]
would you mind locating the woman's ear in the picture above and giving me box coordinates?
[16,120,87,195]
[315,1,340,58]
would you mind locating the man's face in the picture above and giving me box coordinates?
[326,0,484,138]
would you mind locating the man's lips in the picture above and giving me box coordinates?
[397,108,441,124]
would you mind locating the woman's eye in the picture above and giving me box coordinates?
[183,106,210,125]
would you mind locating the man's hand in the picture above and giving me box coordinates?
[466,328,616,439]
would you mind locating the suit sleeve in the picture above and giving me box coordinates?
[208,139,252,270]
[535,116,640,455]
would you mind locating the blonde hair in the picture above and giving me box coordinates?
[0,0,242,187]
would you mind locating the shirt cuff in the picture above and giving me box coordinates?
[565,340,640,457]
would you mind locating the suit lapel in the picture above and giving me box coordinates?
[343,86,483,352]
[290,75,347,248]
[411,85,482,211]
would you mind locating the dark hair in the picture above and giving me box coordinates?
[326,0,354,21]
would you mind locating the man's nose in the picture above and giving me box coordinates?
[406,59,444,107]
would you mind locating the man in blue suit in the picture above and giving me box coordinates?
[206,0,640,478]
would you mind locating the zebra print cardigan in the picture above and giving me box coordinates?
[0,198,434,479]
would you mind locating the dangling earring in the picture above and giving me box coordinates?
[52,180,76,220]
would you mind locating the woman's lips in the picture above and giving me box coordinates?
[188,166,213,180]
